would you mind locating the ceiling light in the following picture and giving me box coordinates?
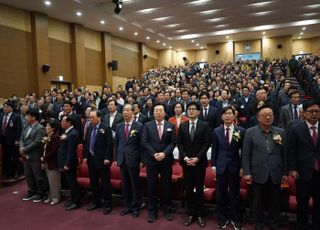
[196,43,200,46]
[302,27,306,30]
[300,32,304,35]
[169,46,172,49]
[303,13,318,17]
[152,16,171,21]
[198,9,220,14]
[162,43,166,46]
[262,31,266,34]
[156,40,160,43]
[188,0,212,5]
[137,8,158,14]
[200,46,204,49]
[134,32,138,36]
[226,36,229,39]
[249,1,274,7]
[191,40,195,43]
[215,24,228,28]
[298,36,301,39]
[119,26,123,31]
[113,0,123,14]
[175,29,189,33]
[305,4,320,9]
[44,1,51,6]
[252,11,273,16]
[100,20,105,24]
[76,11,82,16]
[146,36,150,40]
[207,17,226,22]
[165,24,181,28]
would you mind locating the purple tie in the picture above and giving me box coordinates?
[89,127,97,155]
[226,127,230,145]
[311,126,319,171]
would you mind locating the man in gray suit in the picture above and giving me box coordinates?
[242,104,288,230]
[279,90,301,131]
[19,109,47,202]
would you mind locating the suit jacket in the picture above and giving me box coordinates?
[134,113,148,125]
[141,120,176,166]
[287,120,320,181]
[43,133,60,170]
[19,122,46,161]
[115,121,143,167]
[0,112,22,145]
[57,127,80,170]
[84,123,113,168]
[103,112,124,132]
[178,119,211,167]
[211,126,246,174]
[168,115,189,137]
[236,96,254,128]
[279,103,299,130]
[216,100,236,114]
[242,125,288,184]
[199,105,220,131]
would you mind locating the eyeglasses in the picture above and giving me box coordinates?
[260,113,273,118]
[305,110,320,114]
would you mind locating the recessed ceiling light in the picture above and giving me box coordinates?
[146,36,150,40]
[302,27,306,30]
[137,8,159,14]
[191,40,195,43]
[300,32,304,35]
[305,4,320,9]
[134,32,138,36]
[175,29,189,33]
[162,43,166,46]
[252,11,273,16]
[262,31,266,35]
[164,24,181,28]
[198,9,220,14]
[169,46,172,49]
[226,36,229,39]
[200,46,204,49]
[44,1,51,6]
[156,40,160,43]
[188,0,212,5]
[119,27,123,31]
[152,16,171,21]
[249,1,274,7]
[298,36,301,39]
[196,43,200,46]
[76,11,82,16]
[100,20,105,24]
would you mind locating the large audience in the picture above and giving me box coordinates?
[0,55,320,230]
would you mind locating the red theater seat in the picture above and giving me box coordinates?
[110,163,122,190]
[77,161,90,189]
[240,176,249,202]
[204,166,216,202]
[171,160,183,182]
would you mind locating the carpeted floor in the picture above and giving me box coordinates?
[0,181,294,230]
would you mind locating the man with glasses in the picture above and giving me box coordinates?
[279,90,302,131]
[242,104,288,230]
[287,99,320,230]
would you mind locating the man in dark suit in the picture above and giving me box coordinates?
[287,99,320,230]
[84,110,113,215]
[237,86,254,128]
[20,109,47,202]
[58,115,82,211]
[132,102,148,124]
[141,103,176,223]
[178,101,210,228]
[242,104,288,230]
[103,99,123,138]
[115,104,143,218]
[279,90,301,131]
[216,89,236,115]
[0,101,22,178]
[198,91,220,131]
[212,106,246,230]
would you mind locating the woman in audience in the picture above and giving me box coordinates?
[169,102,189,137]
[41,119,61,205]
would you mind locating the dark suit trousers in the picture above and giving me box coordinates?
[296,170,320,229]
[64,167,81,205]
[146,161,172,215]
[2,141,19,177]
[251,176,281,228]
[24,159,48,195]
[120,163,140,211]
[88,157,112,208]
[183,164,206,217]
[216,168,241,222]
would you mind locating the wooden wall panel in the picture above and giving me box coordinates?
[0,4,31,32]
[0,25,33,97]
[234,39,261,55]
[85,48,103,86]
[48,18,71,43]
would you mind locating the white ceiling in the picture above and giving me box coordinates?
[1,0,320,50]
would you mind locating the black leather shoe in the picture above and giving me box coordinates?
[103,207,112,215]
[184,216,193,226]
[132,210,139,218]
[64,200,73,208]
[198,217,206,228]
[87,203,100,211]
[65,203,80,211]
[148,214,157,223]
[164,212,173,221]
[120,208,131,216]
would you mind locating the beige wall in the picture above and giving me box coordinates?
[234,39,261,55]
[292,39,312,55]
[262,36,292,59]
[158,49,174,67]
[142,44,158,71]
[207,42,233,63]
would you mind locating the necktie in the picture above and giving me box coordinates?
[226,127,230,145]
[89,127,98,155]
[83,120,89,141]
[134,115,137,122]
[190,121,195,142]
[293,105,298,119]
[2,114,8,135]
[311,126,319,171]
[204,108,208,118]
[125,123,130,141]
[157,122,163,140]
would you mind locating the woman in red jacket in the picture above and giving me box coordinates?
[169,102,189,137]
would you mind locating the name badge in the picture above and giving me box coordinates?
[10,121,13,127]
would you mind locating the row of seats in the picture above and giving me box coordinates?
[75,144,311,214]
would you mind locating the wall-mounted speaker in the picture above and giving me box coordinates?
[112,60,118,71]
[183,57,187,61]
[143,54,148,59]
[215,50,220,55]
[42,64,50,73]
[277,44,282,49]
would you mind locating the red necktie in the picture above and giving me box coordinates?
[125,123,129,141]
[157,123,163,140]
[311,126,319,171]
[226,127,230,145]
[2,114,8,136]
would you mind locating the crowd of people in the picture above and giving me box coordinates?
[0,55,319,230]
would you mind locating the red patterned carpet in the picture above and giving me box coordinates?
[0,181,294,230]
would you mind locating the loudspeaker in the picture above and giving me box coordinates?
[143,54,148,59]
[277,44,282,49]
[42,64,50,73]
[112,60,118,71]
[183,57,187,61]
[215,50,220,55]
